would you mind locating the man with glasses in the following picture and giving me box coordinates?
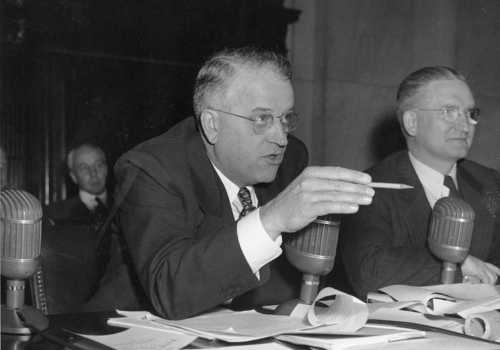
[340,66,500,299]
[84,47,374,319]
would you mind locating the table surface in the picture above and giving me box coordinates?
[2,310,500,350]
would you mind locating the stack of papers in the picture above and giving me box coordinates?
[367,283,500,341]
[100,287,426,349]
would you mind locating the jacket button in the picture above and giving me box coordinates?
[235,285,243,292]
[227,288,235,295]
[219,291,227,298]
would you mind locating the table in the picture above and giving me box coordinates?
[2,311,500,350]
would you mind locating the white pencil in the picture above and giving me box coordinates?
[369,182,414,189]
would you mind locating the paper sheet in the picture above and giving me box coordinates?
[75,327,196,350]
[368,308,465,334]
[110,288,368,343]
[377,284,500,316]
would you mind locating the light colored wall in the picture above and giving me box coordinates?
[286,0,500,173]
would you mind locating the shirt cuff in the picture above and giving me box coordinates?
[237,207,282,275]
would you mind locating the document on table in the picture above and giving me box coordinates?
[369,283,500,316]
[74,327,196,350]
[276,326,426,350]
[109,287,371,343]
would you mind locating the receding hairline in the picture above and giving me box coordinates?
[67,144,106,171]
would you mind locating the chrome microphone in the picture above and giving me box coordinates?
[1,189,49,334]
[428,197,475,284]
[275,214,340,316]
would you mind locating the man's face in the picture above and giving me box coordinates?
[211,69,294,187]
[411,79,476,167]
[70,146,108,195]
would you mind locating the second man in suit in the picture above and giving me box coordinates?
[340,66,500,298]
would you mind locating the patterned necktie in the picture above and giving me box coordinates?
[237,187,256,220]
[444,175,461,198]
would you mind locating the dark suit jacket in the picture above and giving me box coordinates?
[44,196,94,226]
[84,117,308,320]
[340,150,500,298]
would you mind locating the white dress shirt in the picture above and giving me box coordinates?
[408,151,458,208]
[211,162,282,277]
[79,190,107,212]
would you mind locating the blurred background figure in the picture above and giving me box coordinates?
[44,143,111,229]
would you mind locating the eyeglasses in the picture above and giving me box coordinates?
[411,108,480,125]
[212,108,299,135]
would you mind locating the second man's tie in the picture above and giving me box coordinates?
[444,175,461,199]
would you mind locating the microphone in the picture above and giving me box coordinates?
[1,189,49,334]
[275,214,340,317]
[428,197,475,284]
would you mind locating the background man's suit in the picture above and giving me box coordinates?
[340,149,500,298]
[44,197,96,226]
[85,117,309,320]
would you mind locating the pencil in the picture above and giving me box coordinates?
[369,182,414,189]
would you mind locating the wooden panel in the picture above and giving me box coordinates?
[326,0,415,87]
[323,81,400,171]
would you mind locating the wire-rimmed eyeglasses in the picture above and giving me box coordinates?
[212,108,299,135]
[411,108,480,125]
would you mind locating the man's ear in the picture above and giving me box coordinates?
[69,171,78,184]
[199,110,220,144]
[402,110,418,137]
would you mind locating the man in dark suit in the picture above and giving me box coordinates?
[44,143,110,228]
[84,47,375,320]
[340,66,500,298]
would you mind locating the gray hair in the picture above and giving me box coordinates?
[396,66,466,124]
[67,143,106,171]
[192,47,292,124]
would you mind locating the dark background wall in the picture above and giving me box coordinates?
[1,0,300,203]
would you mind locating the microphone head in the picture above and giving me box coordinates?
[284,214,341,276]
[428,197,474,265]
[1,190,42,280]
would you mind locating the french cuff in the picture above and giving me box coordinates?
[237,207,282,275]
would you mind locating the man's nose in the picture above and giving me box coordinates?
[268,119,288,146]
[89,166,98,177]
[455,111,471,132]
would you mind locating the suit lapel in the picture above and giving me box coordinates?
[187,131,233,222]
[396,152,433,246]
[457,163,493,259]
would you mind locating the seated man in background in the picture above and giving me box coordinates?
[84,47,375,320]
[340,66,500,299]
[44,143,111,229]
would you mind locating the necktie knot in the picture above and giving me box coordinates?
[444,176,461,198]
[237,187,256,220]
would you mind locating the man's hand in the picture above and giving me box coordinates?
[260,166,373,239]
[461,255,500,285]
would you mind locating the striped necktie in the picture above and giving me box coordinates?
[237,187,256,220]
[444,175,461,199]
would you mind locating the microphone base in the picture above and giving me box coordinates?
[1,304,49,334]
[274,299,311,318]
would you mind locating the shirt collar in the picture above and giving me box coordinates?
[409,151,458,205]
[207,156,257,219]
[79,190,107,210]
